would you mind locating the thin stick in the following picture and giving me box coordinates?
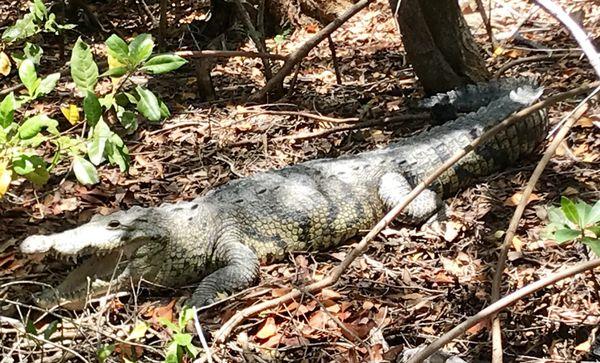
[494,52,583,78]
[250,0,372,102]
[175,50,288,61]
[327,35,343,84]
[214,81,599,344]
[490,89,598,363]
[241,109,360,123]
[474,0,495,47]
[232,113,430,146]
[535,0,600,78]
[408,258,600,363]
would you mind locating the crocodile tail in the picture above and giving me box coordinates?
[420,78,541,122]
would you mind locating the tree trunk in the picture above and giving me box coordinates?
[390,0,490,94]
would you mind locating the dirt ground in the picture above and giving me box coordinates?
[1,0,599,361]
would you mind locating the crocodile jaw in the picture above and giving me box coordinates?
[36,251,132,310]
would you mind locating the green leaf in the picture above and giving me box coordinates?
[2,14,38,43]
[43,320,59,340]
[70,37,98,93]
[159,99,170,118]
[128,34,154,66]
[164,341,181,363]
[0,93,16,128]
[554,228,581,244]
[31,0,48,21]
[127,322,148,340]
[588,226,600,237]
[117,108,137,133]
[185,342,199,358]
[19,59,38,96]
[179,307,195,328]
[158,317,180,333]
[583,237,600,257]
[18,115,58,139]
[106,133,129,172]
[135,86,161,122]
[25,319,37,335]
[83,91,102,126]
[34,72,60,97]
[12,154,49,186]
[141,54,187,74]
[105,34,130,65]
[100,66,127,78]
[88,119,111,165]
[172,333,192,347]
[72,156,99,185]
[561,197,580,227]
[586,200,600,226]
[97,344,115,363]
[24,42,43,65]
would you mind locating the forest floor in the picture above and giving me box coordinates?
[1,0,599,362]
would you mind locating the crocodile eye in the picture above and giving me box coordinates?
[107,220,121,228]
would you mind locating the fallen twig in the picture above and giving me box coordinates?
[232,113,430,146]
[250,0,373,102]
[494,52,583,78]
[175,50,288,62]
[240,109,360,123]
[214,80,600,344]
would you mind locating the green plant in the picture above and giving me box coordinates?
[544,196,600,255]
[0,31,186,197]
[1,0,74,44]
[159,307,200,363]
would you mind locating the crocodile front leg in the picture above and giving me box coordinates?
[187,239,260,307]
[378,172,444,223]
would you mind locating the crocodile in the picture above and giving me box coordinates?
[20,79,548,310]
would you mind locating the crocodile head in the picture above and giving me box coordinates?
[20,206,166,310]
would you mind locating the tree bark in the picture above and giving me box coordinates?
[390,0,490,94]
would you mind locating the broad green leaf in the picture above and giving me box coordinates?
[12,154,49,186]
[561,197,580,227]
[158,317,179,332]
[588,226,600,237]
[105,34,130,65]
[18,115,58,139]
[185,342,199,358]
[97,344,115,363]
[575,200,592,227]
[141,54,187,74]
[135,86,161,122]
[31,0,48,21]
[117,108,137,133]
[172,333,192,347]
[586,200,600,226]
[84,91,102,126]
[88,119,111,165]
[554,228,580,244]
[24,42,43,65]
[127,322,148,340]
[60,104,80,125]
[100,66,127,78]
[106,133,129,172]
[179,307,195,328]
[19,59,38,96]
[72,156,99,185]
[2,14,38,43]
[128,34,154,66]
[164,341,181,363]
[70,38,98,93]
[159,99,170,118]
[0,93,16,128]
[35,72,60,97]
[583,237,600,257]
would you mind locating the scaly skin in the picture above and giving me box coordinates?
[20,79,548,310]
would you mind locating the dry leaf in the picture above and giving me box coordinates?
[0,51,11,76]
[576,117,595,128]
[504,192,541,206]
[321,288,342,300]
[512,236,523,252]
[256,316,277,339]
[0,162,12,198]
